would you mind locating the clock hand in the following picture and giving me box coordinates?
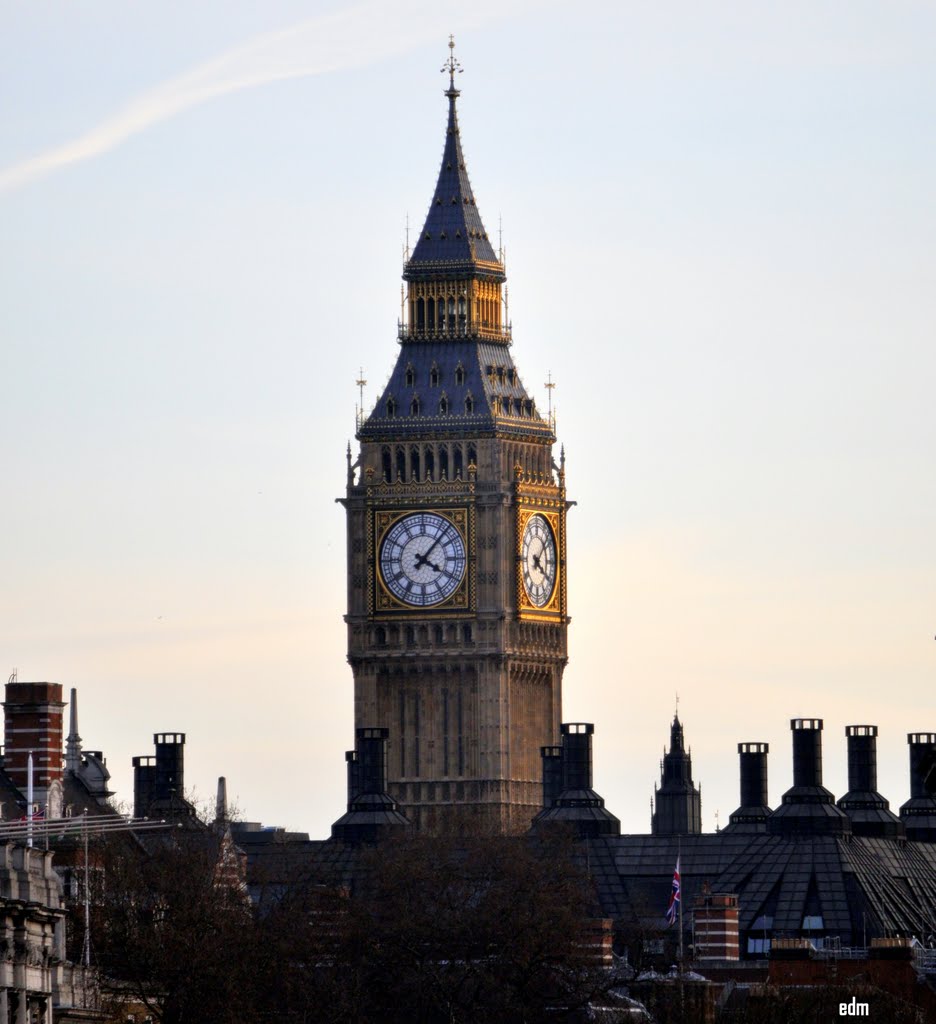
[414,535,444,570]
[531,553,543,572]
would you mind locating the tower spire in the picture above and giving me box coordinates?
[404,39,502,282]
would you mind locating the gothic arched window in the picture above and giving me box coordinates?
[410,395,420,417]
[464,393,474,415]
[439,394,449,416]
[455,363,465,387]
[430,363,439,387]
[405,365,415,388]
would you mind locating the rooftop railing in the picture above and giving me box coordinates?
[397,319,512,343]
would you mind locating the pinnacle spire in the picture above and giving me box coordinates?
[65,686,82,773]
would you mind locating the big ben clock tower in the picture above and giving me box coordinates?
[341,42,569,833]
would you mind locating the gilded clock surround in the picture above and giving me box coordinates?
[374,507,471,613]
[517,507,561,616]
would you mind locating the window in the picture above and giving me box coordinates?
[439,395,448,415]
[410,395,420,416]
[386,397,396,419]
[455,364,465,386]
[376,626,387,646]
[462,623,473,644]
[405,364,415,387]
[429,364,439,387]
[406,626,416,646]
[433,624,444,644]
[381,449,392,482]
[464,393,474,415]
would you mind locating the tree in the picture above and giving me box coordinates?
[258,831,620,1023]
[90,829,259,1024]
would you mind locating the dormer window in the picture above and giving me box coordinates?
[410,395,420,416]
[464,392,474,415]
[429,363,439,387]
[386,397,397,419]
[454,363,465,387]
[404,364,415,388]
[439,393,449,415]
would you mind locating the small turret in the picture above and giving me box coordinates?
[899,732,936,841]
[532,724,620,837]
[651,715,702,835]
[724,742,771,832]
[768,719,850,836]
[331,728,410,844]
[837,726,903,837]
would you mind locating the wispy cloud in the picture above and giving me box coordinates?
[0,0,530,194]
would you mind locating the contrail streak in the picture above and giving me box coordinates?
[0,0,528,194]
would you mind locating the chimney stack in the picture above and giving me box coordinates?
[725,742,771,832]
[540,744,563,810]
[331,727,409,844]
[561,723,594,792]
[791,718,823,788]
[3,682,65,806]
[531,724,620,837]
[837,726,903,837]
[133,755,156,818]
[153,732,185,802]
[768,718,850,836]
[899,732,936,841]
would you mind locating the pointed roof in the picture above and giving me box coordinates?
[405,51,503,281]
[670,714,685,754]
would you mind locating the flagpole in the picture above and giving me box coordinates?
[677,837,684,973]
[27,751,33,849]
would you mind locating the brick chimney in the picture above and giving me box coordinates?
[3,681,65,806]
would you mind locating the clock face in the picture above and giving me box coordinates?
[521,514,557,608]
[379,512,467,607]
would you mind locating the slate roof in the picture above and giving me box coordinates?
[585,832,936,951]
[359,339,554,442]
[405,83,502,281]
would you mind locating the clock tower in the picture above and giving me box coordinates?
[341,44,569,833]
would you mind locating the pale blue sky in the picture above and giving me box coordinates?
[2,1,934,833]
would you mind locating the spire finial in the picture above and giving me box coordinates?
[442,34,463,93]
[355,367,367,430]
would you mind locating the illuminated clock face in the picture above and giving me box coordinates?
[521,514,557,607]
[379,512,466,607]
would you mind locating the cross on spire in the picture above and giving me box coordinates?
[441,34,463,91]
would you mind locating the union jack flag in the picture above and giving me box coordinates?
[665,856,681,926]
